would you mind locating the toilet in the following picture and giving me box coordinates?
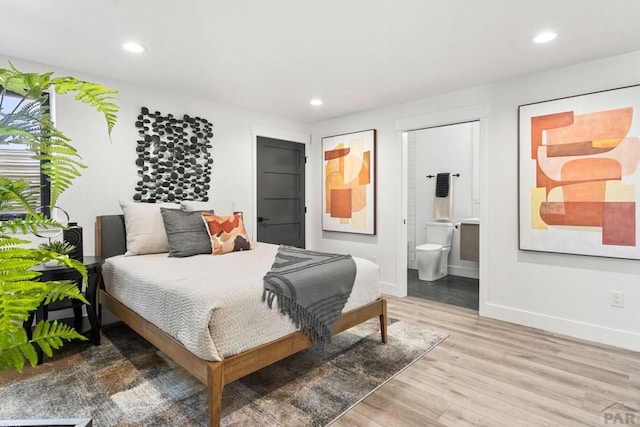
[415,222,454,281]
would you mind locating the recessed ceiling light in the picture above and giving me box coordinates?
[533,31,557,44]
[122,42,145,53]
[310,99,323,106]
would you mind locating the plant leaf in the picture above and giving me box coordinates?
[0,62,116,373]
[32,320,88,358]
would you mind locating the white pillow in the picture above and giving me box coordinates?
[181,200,216,212]
[119,200,180,255]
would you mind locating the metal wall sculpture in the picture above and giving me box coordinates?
[134,107,213,202]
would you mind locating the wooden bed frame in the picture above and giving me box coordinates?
[95,215,387,427]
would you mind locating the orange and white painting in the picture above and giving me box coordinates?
[322,129,376,235]
[519,85,640,259]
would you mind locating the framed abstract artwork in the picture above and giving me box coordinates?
[322,129,376,235]
[519,84,640,259]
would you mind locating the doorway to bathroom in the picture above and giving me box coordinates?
[406,121,480,310]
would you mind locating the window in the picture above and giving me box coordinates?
[0,87,51,220]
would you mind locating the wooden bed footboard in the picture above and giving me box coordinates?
[99,287,387,427]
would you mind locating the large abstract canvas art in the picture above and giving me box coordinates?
[519,85,640,259]
[322,129,376,235]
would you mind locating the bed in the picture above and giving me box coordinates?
[95,214,387,427]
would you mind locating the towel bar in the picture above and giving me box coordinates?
[426,173,460,178]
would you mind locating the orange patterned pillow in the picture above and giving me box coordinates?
[201,212,253,255]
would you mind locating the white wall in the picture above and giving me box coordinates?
[310,50,640,351]
[0,54,310,255]
[412,122,479,278]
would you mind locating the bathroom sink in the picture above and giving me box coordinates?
[460,217,479,225]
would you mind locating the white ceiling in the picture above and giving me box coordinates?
[2,0,640,123]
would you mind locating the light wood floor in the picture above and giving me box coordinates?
[334,296,639,427]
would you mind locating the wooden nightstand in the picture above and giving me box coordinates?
[24,256,104,363]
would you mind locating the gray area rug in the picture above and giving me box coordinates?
[0,319,447,426]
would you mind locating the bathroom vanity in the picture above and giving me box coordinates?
[460,218,479,262]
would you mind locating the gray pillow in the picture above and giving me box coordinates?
[160,208,213,257]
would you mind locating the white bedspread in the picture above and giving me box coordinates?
[101,242,380,361]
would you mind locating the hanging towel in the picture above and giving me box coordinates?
[433,173,452,220]
[435,173,450,197]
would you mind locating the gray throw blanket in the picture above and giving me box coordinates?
[262,245,357,344]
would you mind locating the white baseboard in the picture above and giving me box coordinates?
[380,281,406,297]
[447,265,479,279]
[406,265,478,279]
[480,302,640,352]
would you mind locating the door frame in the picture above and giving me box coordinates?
[251,125,311,242]
[395,105,489,314]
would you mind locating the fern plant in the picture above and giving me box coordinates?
[0,62,118,373]
[38,240,75,256]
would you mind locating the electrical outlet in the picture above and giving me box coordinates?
[610,291,624,308]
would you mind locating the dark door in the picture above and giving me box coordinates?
[257,137,306,248]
